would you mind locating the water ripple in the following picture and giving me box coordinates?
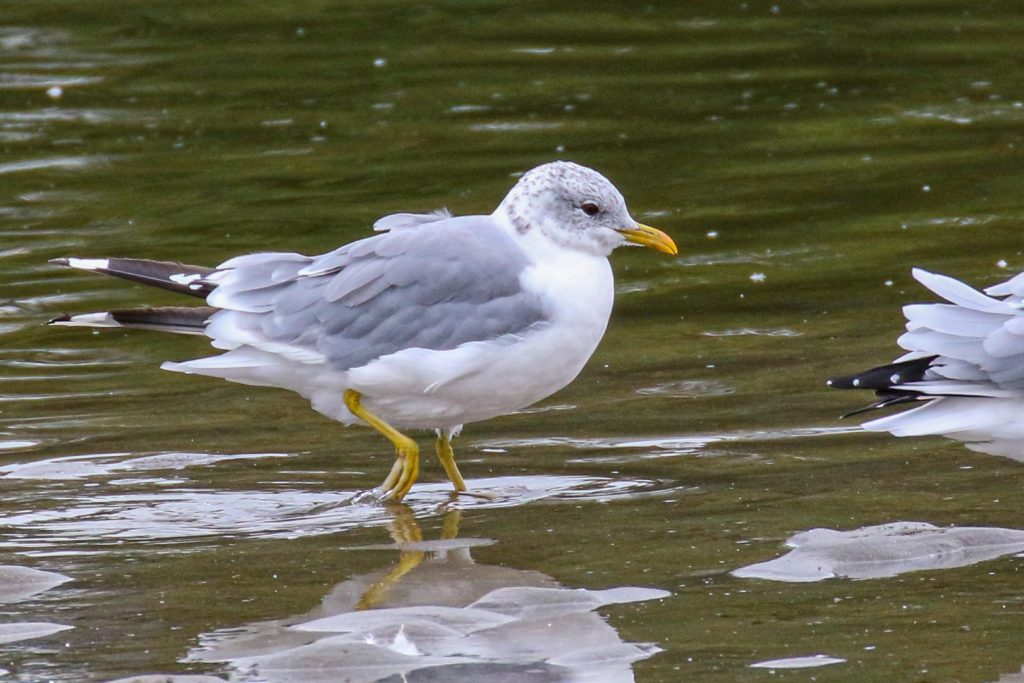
[702,327,802,337]
[0,73,102,89]
[1,451,289,480]
[0,451,679,547]
[0,155,112,175]
[636,380,735,398]
[481,425,861,459]
[676,246,818,267]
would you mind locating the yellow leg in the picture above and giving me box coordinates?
[344,389,419,501]
[435,430,467,493]
[435,432,496,500]
[379,458,403,493]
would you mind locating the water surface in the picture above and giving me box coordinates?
[3,2,1024,681]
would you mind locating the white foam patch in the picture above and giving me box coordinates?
[387,625,421,656]
[66,258,109,271]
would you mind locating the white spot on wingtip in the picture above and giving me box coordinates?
[67,258,109,271]
[852,379,860,387]
[169,273,202,285]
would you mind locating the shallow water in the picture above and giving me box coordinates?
[3,2,1024,681]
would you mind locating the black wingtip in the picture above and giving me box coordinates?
[829,356,939,419]
[826,371,868,389]
[45,314,71,325]
[839,403,883,419]
[826,355,938,392]
[825,374,859,389]
[42,257,216,298]
[839,393,922,419]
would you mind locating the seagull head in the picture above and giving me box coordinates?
[495,161,677,257]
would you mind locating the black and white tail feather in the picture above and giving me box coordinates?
[49,257,217,334]
[47,211,456,337]
[828,267,1024,460]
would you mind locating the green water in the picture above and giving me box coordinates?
[3,1,1024,681]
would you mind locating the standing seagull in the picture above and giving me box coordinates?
[50,161,677,500]
[828,267,1024,458]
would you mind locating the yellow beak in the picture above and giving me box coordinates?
[618,223,678,256]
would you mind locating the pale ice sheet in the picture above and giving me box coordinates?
[1,451,289,480]
[732,521,1024,582]
[0,622,73,645]
[750,654,846,669]
[0,565,71,603]
[0,565,73,648]
[189,532,668,683]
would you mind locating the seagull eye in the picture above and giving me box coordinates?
[581,201,600,217]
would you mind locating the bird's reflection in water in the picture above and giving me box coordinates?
[352,505,508,611]
[189,505,668,682]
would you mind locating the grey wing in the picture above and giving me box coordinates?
[371,208,453,232]
[895,268,1024,394]
[203,215,547,371]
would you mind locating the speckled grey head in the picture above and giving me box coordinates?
[494,161,641,256]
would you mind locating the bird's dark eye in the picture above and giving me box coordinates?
[581,201,600,217]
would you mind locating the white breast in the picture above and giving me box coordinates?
[347,229,615,429]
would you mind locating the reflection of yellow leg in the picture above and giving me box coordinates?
[356,505,425,610]
[435,430,467,493]
[355,506,466,610]
[440,508,462,539]
[386,504,423,545]
[344,389,419,501]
